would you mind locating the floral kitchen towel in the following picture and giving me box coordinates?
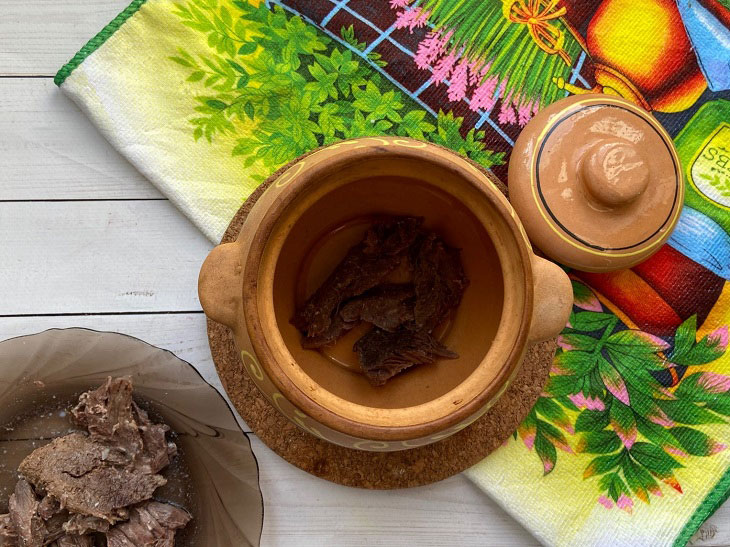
[56,0,730,545]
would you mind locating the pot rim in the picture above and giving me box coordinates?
[241,137,535,442]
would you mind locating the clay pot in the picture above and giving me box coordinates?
[198,137,572,452]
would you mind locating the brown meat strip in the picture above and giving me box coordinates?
[70,377,142,464]
[105,530,135,547]
[8,480,45,547]
[7,480,67,547]
[18,432,165,524]
[62,515,109,536]
[293,217,422,339]
[39,515,68,547]
[299,315,357,349]
[71,377,175,475]
[52,536,93,547]
[0,514,17,547]
[132,403,176,474]
[36,497,60,523]
[105,501,191,547]
[412,233,469,332]
[354,328,458,386]
[340,284,415,332]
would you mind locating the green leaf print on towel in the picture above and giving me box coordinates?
[515,280,729,513]
[170,1,504,180]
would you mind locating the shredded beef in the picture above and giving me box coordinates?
[52,536,93,547]
[0,514,17,547]
[18,432,165,524]
[293,217,422,340]
[9,480,45,547]
[299,315,357,349]
[105,501,191,547]
[61,515,109,536]
[0,378,190,546]
[339,284,415,332]
[293,216,468,385]
[412,233,469,332]
[354,328,458,386]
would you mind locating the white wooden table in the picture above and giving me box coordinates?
[0,2,727,545]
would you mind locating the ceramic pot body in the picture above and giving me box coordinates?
[199,137,572,451]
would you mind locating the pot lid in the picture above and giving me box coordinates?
[508,94,683,272]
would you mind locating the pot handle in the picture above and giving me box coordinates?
[198,243,243,330]
[528,255,573,343]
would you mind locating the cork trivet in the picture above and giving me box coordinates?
[207,153,557,489]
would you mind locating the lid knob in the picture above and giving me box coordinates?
[580,140,649,208]
[507,94,684,272]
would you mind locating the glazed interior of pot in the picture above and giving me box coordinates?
[256,151,531,428]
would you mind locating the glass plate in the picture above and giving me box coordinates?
[0,328,263,546]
